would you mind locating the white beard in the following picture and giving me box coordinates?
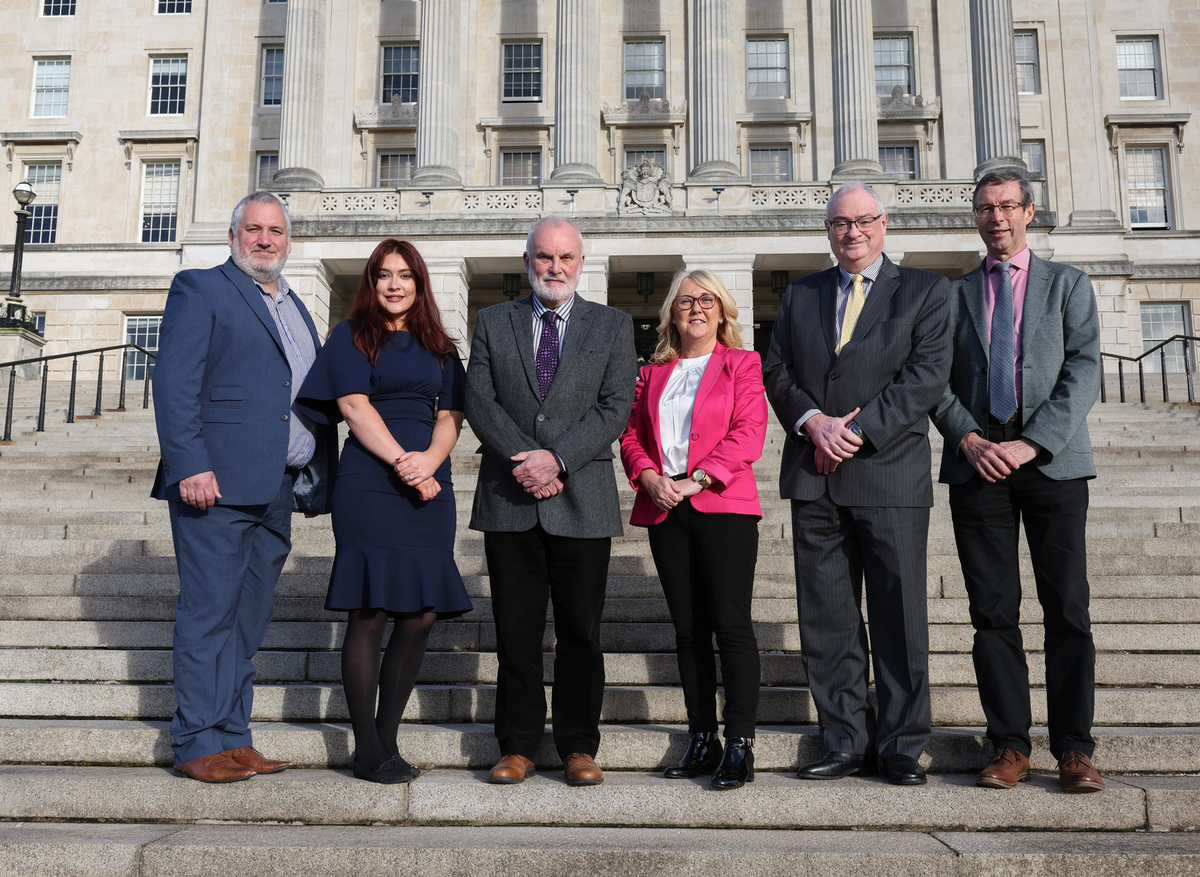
[231,243,288,284]
[528,268,578,304]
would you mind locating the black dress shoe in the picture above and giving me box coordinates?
[353,754,421,784]
[882,754,926,785]
[664,732,723,779]
[797,750,866,780]
[711,737,754,790]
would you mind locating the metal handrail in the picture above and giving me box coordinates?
[1,343,157,443]
[1099,334,1198,404]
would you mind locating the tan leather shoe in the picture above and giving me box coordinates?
[174,752,256,783]
[977,747,1030,789]
[1059,751,1105,793]
[489,754,535,784]
[223,746,291,774]
[564,752,603,786]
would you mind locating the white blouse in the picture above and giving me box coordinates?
[658,353,712,477]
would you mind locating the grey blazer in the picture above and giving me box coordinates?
[465,295,637,538]
[764,256,951,508]
[932,252,1101,484]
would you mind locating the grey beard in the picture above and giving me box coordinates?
[528,270,577,303]
[231,246,287,284]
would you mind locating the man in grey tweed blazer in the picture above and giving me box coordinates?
[764,182,951,785]
[465,217,636,786]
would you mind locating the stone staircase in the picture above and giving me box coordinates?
[2,380,1200,874]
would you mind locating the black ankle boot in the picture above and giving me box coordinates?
[711,737,754,790]
[663,732,723,778]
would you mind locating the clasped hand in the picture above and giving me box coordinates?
[806,408,863,475]
[393,451,441,501]
[960,432,1040,483]
[511,449,564,499]
[638,470,702,512]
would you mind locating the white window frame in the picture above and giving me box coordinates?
[156,0,192,13]
[1021,140,1048,209]
[748,146,793,183]
[23,162,63,245]
[878,143,919,180]
[624,39,666,101]
[873,34,913,98]
[1117,36,1163,101]
[31,58,71,119]
[623,146,667,170]
[1124,144,1172,230]
[1140,303,1194,374]
[261,46,284,107]
[41,0,75,16]
[139,160,182,243]
[1014,30,1041,95]
[746,37,790,100]
[256,153,279,189]
[502,42,543,102]
[125,315,163,381]
[381,44,419,105]
[148,56,188,117]
[377,152,416,187]
[500,150,542,186]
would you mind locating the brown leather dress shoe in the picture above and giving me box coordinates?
[489,754,535,784]
[564,753,603,786]
[977,747,1030,789]
[223,746,292,774]
[1059,751,1105,793]
[174,752,256,783]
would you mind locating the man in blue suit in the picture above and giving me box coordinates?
[152,192,336,782]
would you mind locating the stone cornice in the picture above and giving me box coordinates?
[0,274,175,291]
[0,130,83,145]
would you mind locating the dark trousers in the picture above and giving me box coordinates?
[484,525,611,761]
[169,472,294,763]
[647,501,760,739]
[949,420,1095,760]
[791,494,931,760]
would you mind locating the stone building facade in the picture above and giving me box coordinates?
[1,0,1197,379]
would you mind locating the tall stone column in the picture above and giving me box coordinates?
[688,0,741,181]
[969,0,1025,178]
[412,0,462,187]
[273,0,327,190]
[550,0,602,183]
[682,255,756,348]
[830,0,882,178]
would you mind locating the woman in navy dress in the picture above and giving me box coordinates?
[298,238,471,784]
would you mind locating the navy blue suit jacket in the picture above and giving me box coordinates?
[151,258,336,511]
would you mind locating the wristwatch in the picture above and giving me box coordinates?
[690,469,713,489]
[846,420,864,438]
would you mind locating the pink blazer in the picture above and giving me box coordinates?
[619,343,768,527]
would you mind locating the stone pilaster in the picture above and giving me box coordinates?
[425,257,471,356]
[550,0,602,183]
[273,0,327,191]
[688,0,741,182]
[576,256,609,305]
[281,260,334,338]
[969,0,1025,178]
[412,0,463,187]
[830,0,882,178]
[682,255,756,348]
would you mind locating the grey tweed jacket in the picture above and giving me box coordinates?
[465,295,637,538]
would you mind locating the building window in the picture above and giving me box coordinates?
[879,144,918,180]
[261,47,284,106]
[749,147,792,183]
[503,43,542,101]
[158,0,191,12]
[747,37,789,99]
[43,0,74,14]
[1014,31,1040,94]
[33,59,71,118]
[378,153,415,187]
[1140,303,1192,373]
[256,153,278,189]
[874,35,912,97]
[1126,146,1170,229]
[141,161,181,243]
[149,57,188,115]
[125,316,162,381]
[31,313,47,337]
[1021,140,1047,208]
[624,147,666,169]
[625,40,665,100]
[24,164,62,245]
[382,45,419,104]
[500,150,541,186]
[1117,37,1161,100]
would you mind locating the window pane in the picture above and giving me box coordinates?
[257,153,279,189]
[625,40,666,100]
[262,48,284,106]
[747,38,789,99]
[378,153,415,187]
[158,0,192,12]
[874,36,912,97]
[1126,146,1169,227]
[1014,31,1040,94]
[624,148,666,169]
[24,164,62,245]
[43,0,75,14]
[142,161,181,243]
[749,147,792,183]
[150,57,188,115]
[382,45,419,103]
[503,43,542,100]
[33,59,71,117]
[1140,303,1189,373]
[500,151,541,186]
[1021,141,1047,207]
[126,316,163,381]
[1117,38,1159,99]
[879,145,917,180]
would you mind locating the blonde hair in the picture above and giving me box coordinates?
[651,269,744,363]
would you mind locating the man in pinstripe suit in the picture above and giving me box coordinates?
[764,182,951,785]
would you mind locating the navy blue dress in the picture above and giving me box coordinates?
[297,320,472,618]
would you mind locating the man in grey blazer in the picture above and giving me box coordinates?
[764,182,951,785]
[933,169,1104,793]
[465,217,636,786]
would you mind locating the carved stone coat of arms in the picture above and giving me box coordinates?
[618,158,673,217]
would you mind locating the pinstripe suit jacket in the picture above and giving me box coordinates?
[764,256,951,508]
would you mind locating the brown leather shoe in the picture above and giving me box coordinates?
[977,747,1030,789]
[1059,751,1105,793]
[488,754,536,784]
[223,746,291,774]
[174,752,256,783]
[564,752,603,786]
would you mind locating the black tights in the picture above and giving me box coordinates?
[341,608,436,771]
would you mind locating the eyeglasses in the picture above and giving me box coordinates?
[973,202,1030,218]
[826,214,883,233]
[675,294,718,310]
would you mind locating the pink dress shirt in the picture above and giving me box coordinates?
[984,246,1030,405]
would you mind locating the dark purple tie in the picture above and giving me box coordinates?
[535,311,560,400]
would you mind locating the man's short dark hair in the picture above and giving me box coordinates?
[973,169,1035,209]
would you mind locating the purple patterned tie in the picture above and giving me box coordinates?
[535,311,560,400]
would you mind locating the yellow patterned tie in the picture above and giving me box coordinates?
[836,273,865,354]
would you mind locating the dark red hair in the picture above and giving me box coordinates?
[346,238,458,364]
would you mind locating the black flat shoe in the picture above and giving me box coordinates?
[882,754,926,785]
[797,750,866,780]
[664,732,723,779]
[353,754,421,784]
[711,737,754,790]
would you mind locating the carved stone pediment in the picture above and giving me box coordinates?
[602,90,688,126]
[354,97,418,130]
[878,86,942,120]
[618,157,673,217]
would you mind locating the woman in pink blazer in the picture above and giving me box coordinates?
[619,269,768,790]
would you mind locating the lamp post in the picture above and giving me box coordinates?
[4,181,36,327]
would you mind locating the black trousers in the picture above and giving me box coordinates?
[647,500,761,739]
[949,420,1095,760]
[484,525,610,761]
